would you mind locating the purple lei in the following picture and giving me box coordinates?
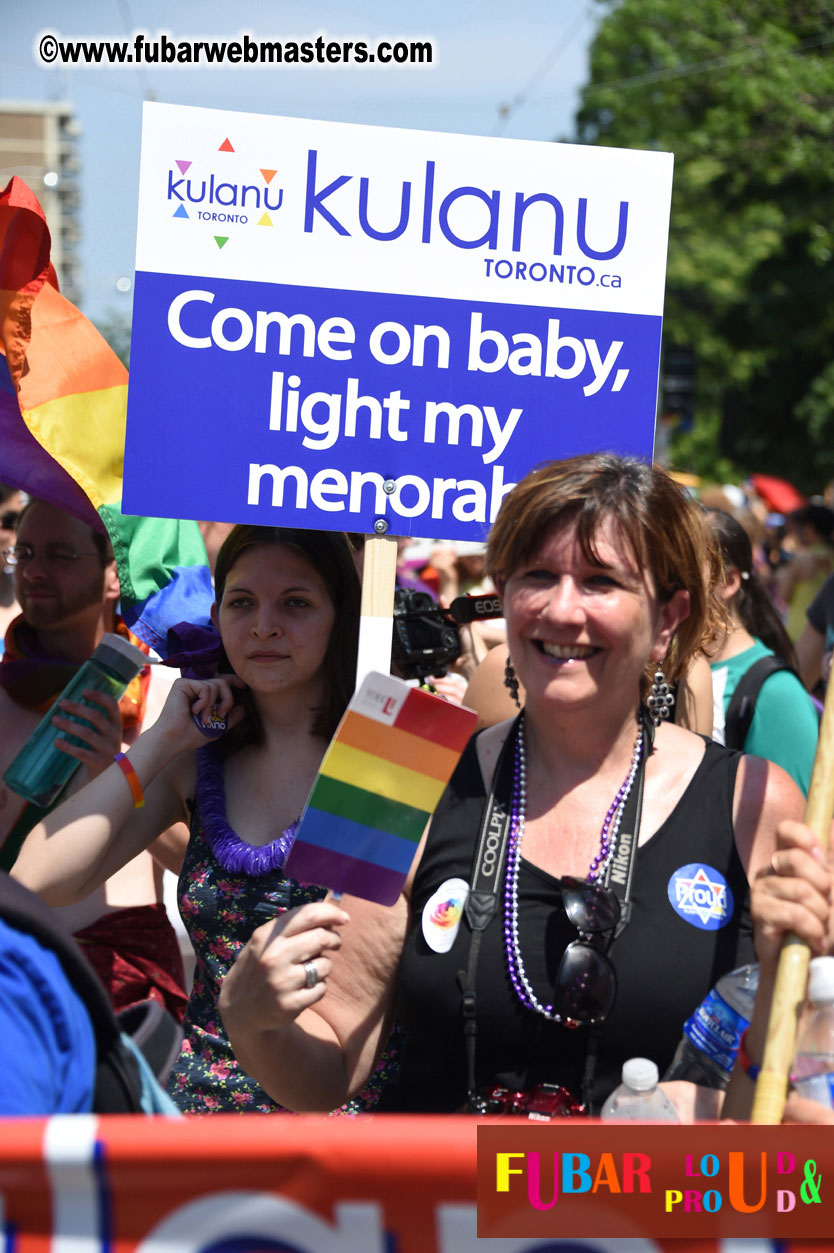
[195,745,298,877]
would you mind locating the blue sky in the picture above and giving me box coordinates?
[1,1,597,319]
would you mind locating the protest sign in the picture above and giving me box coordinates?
[124,101,673,541]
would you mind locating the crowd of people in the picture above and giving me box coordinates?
[2,456,833,1124]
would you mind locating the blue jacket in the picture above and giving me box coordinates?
[0,917,95,1114]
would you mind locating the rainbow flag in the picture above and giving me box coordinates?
[284,672,477,905]
[0,177,212,653]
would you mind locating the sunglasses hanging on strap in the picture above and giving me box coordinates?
[457,709,653,1114]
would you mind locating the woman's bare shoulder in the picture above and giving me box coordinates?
[732,752,805,879]
[649,719,708,771]
[475,717,516,791]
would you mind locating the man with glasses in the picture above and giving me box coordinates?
[0,499,188,1023]
[0,483,23,650]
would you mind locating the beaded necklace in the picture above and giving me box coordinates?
[195,745,298,877]
[503,713,644,1020]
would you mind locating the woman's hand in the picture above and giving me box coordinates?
[426,671,469,705]
[429,546,462,603]
[220,900,351,1037]
[221,894,407,1111]
[52,689,124,778]
[752,819,834,971]
[724,821,832,1124]
[151,673,246,749]
[660,1080,724,1123]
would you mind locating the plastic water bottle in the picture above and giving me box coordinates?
[792,956,834,1109]
[663,963,759,1089]
[3,633,148,808]
[601,1058,679,1121]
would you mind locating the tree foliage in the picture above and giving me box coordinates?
[573,0,834,489]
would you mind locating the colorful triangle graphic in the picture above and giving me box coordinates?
[175,160,192,174]
[214,236,229,249]
[257,212,273,227]
[260,168,277,184]
[173,204,189,219]
[218,138,235,152]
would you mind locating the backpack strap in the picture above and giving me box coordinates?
[0,872,145,1112]
[724,654,795,751]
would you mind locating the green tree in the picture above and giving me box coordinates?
[573,0,834,489]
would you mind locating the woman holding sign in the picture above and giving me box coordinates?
[219,454,804,1115]
[12,525,398,1114]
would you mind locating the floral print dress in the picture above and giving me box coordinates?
[166,749,399,1113]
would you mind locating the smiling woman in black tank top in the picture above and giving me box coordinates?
[218,455,805,1116]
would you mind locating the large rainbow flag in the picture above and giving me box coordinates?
[285,671,477,905]
[0,176,212,654]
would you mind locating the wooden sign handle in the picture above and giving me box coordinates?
[356,534,398,688]
[751,687,834,1122]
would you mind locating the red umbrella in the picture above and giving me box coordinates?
[748,473,807,514]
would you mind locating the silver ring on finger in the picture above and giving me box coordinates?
[303,960,319,989]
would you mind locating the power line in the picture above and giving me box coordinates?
[492,7,594,135]
[582,28,834,96]
[115,0,155,100]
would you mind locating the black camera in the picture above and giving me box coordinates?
[465,1083,586,1119]
[392,588,461,681]
[391,588,505,682]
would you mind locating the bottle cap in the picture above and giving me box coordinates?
[808,956,834,1004]
[621,1057,659,1091]
[92,632,149,684]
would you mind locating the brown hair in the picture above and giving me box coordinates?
[213,525,359,748]
[704,508,797,667]
[486,454,711,689]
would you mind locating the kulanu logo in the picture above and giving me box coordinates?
[166,136,284,249]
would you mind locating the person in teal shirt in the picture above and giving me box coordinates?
[706,510,818,794]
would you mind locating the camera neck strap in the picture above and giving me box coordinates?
[599,707,653,934]
[457,709,652,1108]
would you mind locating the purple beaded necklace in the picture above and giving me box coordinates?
[503,713,643,1020]
[195,745,298,877]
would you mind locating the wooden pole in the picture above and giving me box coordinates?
[356,533,398,688]
[751,687,834,1122]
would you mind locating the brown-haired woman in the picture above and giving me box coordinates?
[463,466,720,735]
[704,508,819,794]
[13,525,398,1113]
[219,455,803,1115]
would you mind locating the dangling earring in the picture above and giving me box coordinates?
[647,667,674,726]
[504,655,521,709]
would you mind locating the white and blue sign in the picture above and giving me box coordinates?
[668,863,735,931]
[125,103,674,540]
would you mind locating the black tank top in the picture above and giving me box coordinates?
[390,735,754,1112]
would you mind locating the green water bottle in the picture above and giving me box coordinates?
[3,633,149,808]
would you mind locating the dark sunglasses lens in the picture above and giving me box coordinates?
[554,941,616,1023]
[561,877,620,933]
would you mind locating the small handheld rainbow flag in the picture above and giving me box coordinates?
[284,672,477,906]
